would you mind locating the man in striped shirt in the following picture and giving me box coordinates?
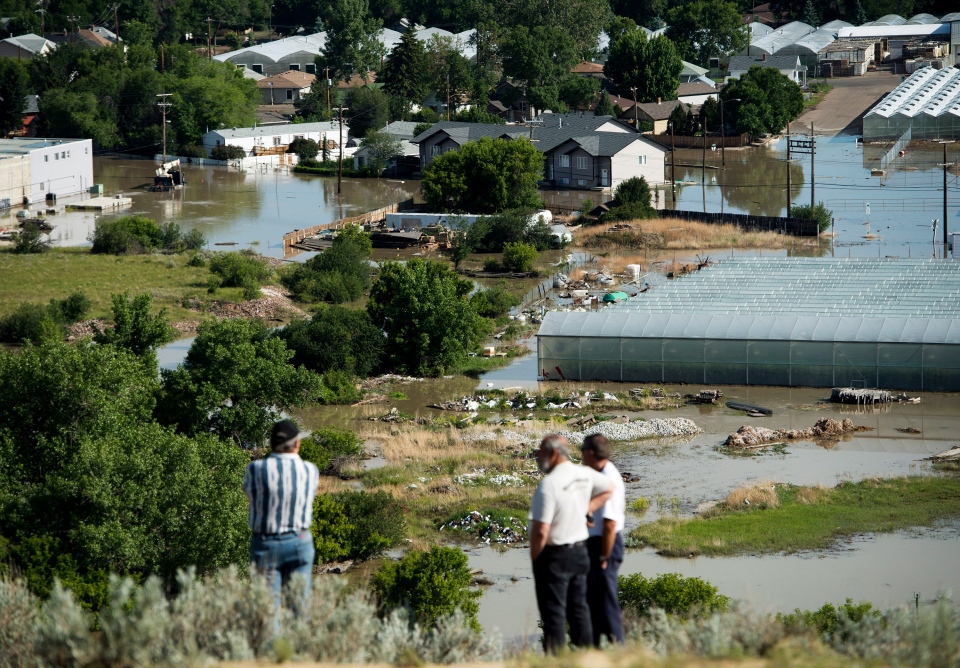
[243,419,319,608]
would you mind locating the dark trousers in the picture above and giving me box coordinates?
[587,533,625,646]
[533,543,593,654]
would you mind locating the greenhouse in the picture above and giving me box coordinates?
[742,21,814,57]
[537,258,960,391]
[862,66,960,141]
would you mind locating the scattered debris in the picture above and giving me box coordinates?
[724,418,870,449]
[567,415,598,429]
[441,510,527,544]
[925,446,960,462]
[559,418,701,442]
[726,401,773,415]
[454,468,537,487]
[689,389,724,404]
[360,374,424,390]
[367,407,427,424]
[831,388,920,404]
[187,286,308,321]
[315,560,353,574]
[896,426,922,434]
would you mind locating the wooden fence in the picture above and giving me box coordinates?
[648,133,752,149]
[282,199,415,250]
[658,209,821,236]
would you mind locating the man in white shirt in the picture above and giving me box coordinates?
[581,434,626,645]
[529,434,613,653]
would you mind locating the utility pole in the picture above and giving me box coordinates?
[786,121,791,219]
[720,100,726,166]
[670,121,676,202]
[446,73,450,121]
[160,43,164,72]
[113,3,119,44]
[810,122,816,210]
[36,8,45,36]
[631,87,638,128]
[325,67,331,119]
[68,15,79,44]
[157,93,172,163]
[701,122,707,213]
[206,17,212,60]
[337,101,343,195]
[943,141,954,258]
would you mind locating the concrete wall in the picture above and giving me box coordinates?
[26,140,93,203]
[0,154,30,205]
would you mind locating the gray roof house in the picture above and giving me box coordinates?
[0,33,56,59]
[727,54,807,85]
[412,113,667,189]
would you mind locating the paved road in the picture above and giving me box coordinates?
[794,72,902,137]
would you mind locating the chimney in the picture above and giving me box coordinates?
[762,53,766,61]
[657,97,661,104]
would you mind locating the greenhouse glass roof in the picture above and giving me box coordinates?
[864,66,960,120]
[539,258,960,345]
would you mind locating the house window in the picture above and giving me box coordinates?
[638,155,647,165]
[85,148,88,154]
[559,155,570,168]
[55,153,59,160]
[577,156,588,170]
[518,101,527,112]
[294,135,304,140]
[286,89,293,100]
[44,155,49,162]
[273,136,282,146]
[430,145,441,157]
[305,63,316,74]
[62,152,66,159]
[289,63,300,71]
[252,64,263,73]
[67,151,71,158]
[40,183,44,190]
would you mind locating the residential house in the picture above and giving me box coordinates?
[353,120,421,174]
[486,81,532,121]
[257,70,316,104]
[571,61,607,81]
[627,99,684,134]
[679,60,710,83]
[201,121,348,157]
[412,113,666,189]
[0,33,56,59]
[726,54,807,84]
[677,81,719,106]
[0,137,93,204]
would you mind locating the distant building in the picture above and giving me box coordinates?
[0,137,94,204]
[863,66,960,141]
[257,70,316,104]
[677,82,718,106]
[353,121,421,173]
[201,120,348,156]
[727,54,807,85]
[628,99,684,134]
[412,113,667,189]
[0,33,56,59]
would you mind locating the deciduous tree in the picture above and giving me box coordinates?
[360,130,403,174]
[604,28,682,103]
[319,0,385,83]
[344,85,391,138]
[420,136,544,213]
[501,25,580,112]
[0,59,29,137]
[367,259,487,376]
[666,0,746,66]
[721,65,803,137]
[506,0,611,61]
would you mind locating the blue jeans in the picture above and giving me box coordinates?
[250,531,315,616]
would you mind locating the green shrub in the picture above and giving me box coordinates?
[450,108,505,125]
[11,221,51,254]
[790,202,833,233]
[310,490,405,562]
[470,284,520,318]
[615,176,653,206]
[598,201,657,224]
[482,258,502,272]
[412,122,433,137]
[90,215,163,254]
[318,369,363,404]
[299,427,364,473]
[208,250,271,296]
[281,227,372,304]
[178,144,208,159]
[372,546,482,631]
[777,599,881,639]
[618,573,730,617]
[187,253,206,267]
[277,308,384,377]
[183,228,206,251]
[289,137,319,160]
[0,291,91,344]
[222,32,243,49]
[501,241,538,272]
[211,144,247,160]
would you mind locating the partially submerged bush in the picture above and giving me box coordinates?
[790,202,833,233]
[310,490,405,563]
[470,284,520,318]
[277,307,385,377]
[619,573,731,618]
[11,221,51,254]
[777,598,881,640]
[211,144,247,160]
[373,546,482,632]
[501,241,538,273]
[299,427,364,473]
[90,215,205,254]
[281,226,373,304]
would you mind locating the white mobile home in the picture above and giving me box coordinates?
[201,121,349,156]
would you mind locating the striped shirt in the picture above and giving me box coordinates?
[243,454,319,535]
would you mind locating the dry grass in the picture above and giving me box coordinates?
[575,219,802,251]
[796,484,829,505]
[722,481,780,510]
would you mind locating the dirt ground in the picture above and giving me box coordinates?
[794,72,902,137]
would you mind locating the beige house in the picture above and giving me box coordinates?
[257,71,316,104]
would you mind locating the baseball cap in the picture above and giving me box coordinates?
[270,419,299,447]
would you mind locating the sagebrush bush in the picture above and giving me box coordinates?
[0,570,502,666]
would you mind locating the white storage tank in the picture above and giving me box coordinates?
[626,264,642,280]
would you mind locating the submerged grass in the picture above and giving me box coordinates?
[0,248,245,321]
[628,476,960,557]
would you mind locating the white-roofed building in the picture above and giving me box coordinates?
[0,33,56,59]
[863,66,960,140]
[0,137,93,204]
[742,21,814,57]
[201,121,349,157]
[215,33,326,76]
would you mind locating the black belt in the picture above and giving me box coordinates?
[544,540,587,551]
[255,530,303,538]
